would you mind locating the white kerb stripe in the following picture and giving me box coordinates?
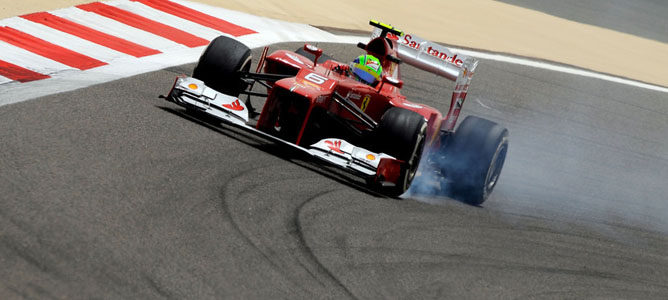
[0,45,207,107]
[169,0,264,31]
[0,74,12,85]
[169,0,343,41]
[0,40,75,75]
[1,17,132,63]
[50,7,187,53]
[107,0,222,41]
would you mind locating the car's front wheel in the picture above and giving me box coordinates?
[375,107,427,197]
[193,35,251,96]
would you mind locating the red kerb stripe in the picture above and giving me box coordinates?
[76,2,208,47]
[0,60,50,82]
[22,12,161,58]
[0,27,106,70]
[130,0,256,37]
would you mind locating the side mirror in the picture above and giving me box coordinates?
[303,44,323,67]
[382,75,403,89]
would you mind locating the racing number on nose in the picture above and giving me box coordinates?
[305,73,327,85]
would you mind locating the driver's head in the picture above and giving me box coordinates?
[351,54,382,86]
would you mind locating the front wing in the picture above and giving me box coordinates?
[165,76,403,184]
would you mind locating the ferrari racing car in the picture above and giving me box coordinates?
[165,21,509,205]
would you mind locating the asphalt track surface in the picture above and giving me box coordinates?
[498,0,668,44]
[1,40,668,299]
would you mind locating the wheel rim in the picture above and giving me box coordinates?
[484,138,508,194]
[404,123,427,190]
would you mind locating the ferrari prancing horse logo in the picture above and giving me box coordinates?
[360,95,371,112]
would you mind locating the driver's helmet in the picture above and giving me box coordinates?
[351,54,382,86]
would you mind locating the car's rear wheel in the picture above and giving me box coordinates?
[193,35,251,96]
[375,107,427,197]
[441,116,508,205]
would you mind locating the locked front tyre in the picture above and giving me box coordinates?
[374,107,427,197]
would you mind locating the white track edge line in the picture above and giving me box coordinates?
[450,47,668,94]
[331,35,668,94]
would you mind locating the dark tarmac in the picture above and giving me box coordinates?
[1,40,667,298]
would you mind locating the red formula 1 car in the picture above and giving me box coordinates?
[165,21,508,205]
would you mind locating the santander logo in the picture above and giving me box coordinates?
[391,33,464,67]
[425,45,464,66]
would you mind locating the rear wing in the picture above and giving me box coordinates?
[370,21,478,131]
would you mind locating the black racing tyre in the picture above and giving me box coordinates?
[376,107,427,197]
[294,47,335,64]
[193,35,251,96]
[442,116,509,206]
